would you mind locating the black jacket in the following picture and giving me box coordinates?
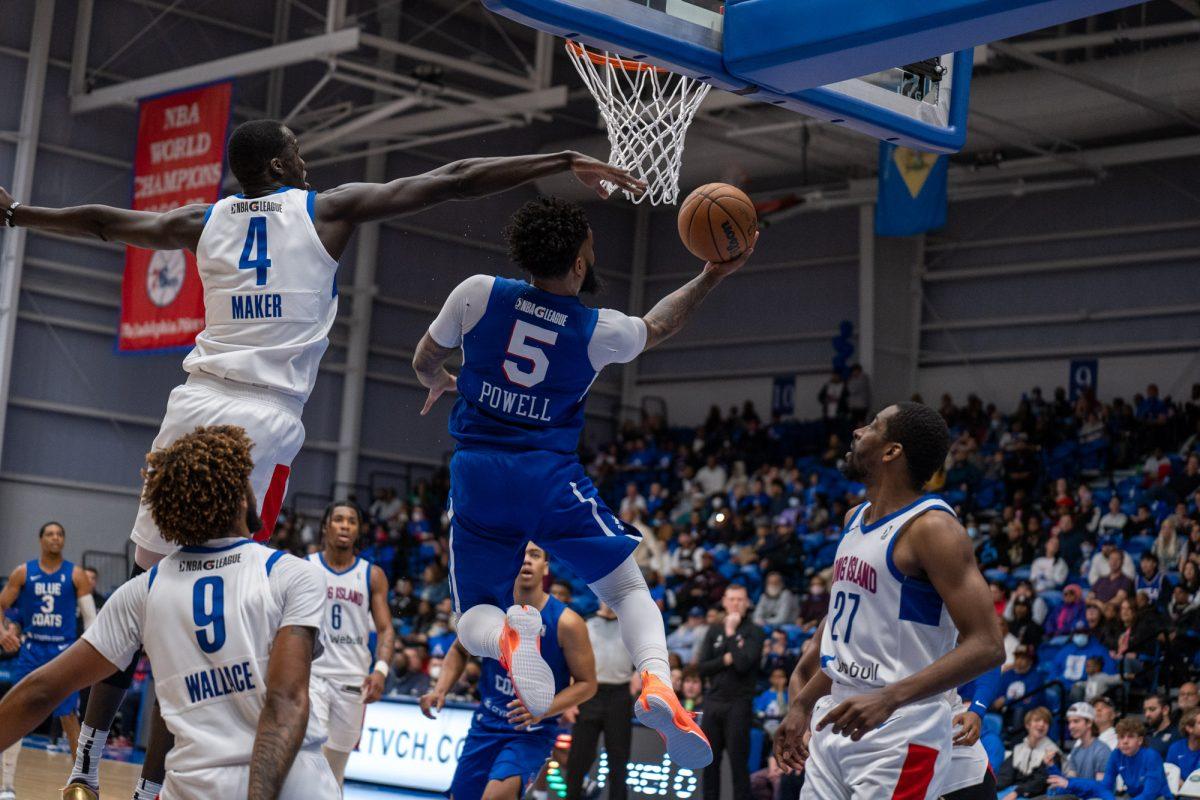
[696,618,766,702]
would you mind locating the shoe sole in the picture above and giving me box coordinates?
[61,784,100,800]
[634,692,713,770]
[505,605,555,719]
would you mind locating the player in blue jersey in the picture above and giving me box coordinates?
[412,197,758,770]
[2,121,642,800]
[941,665,1002,799]
[0,522,97,799]
[420,542,596,800]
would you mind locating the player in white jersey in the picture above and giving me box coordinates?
[306,501,394,787]
[0,119,641,800]
[0,426,338,799]
[773,403,1003,800]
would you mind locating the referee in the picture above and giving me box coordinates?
[566,601,634,800]
[696,583,765,800]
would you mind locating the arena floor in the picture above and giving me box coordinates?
[10,747,438,800]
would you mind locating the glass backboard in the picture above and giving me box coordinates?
[482,0,973,152]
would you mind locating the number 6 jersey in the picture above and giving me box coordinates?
[429,275,646,454]
[82,538,328,773]
[306,554,372,684]
[184,186,339,404]
[819,496,959,693]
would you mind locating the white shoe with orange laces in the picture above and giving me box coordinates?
[499,604,555,719]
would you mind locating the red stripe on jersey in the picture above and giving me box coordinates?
[892,742,938,800]
[256,464,291,542]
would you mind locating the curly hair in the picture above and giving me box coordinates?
[141,425,255,548]
[504,197,590,279]
[227,119,289,186]
[883,402,951,491]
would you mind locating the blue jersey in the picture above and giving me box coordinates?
[475,595,571,733]
[431,276,645,455]
[16,559,77,644]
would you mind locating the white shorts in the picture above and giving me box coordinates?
[800,689,953,800]
[310,675,366,752]
[940,741,990,795]
[131,373,306,556]
[163,749,338,799]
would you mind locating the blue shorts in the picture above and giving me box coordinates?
[447,448,640,613]
[448,722,556,800]
[16,641,79,718]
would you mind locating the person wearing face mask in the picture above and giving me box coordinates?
[753,571,799,627]
[1053,623,1117,702]
[797,576,830,631]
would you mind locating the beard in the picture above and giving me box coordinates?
[580,262,604,294]
[840,449,869,482]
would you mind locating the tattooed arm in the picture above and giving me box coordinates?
[642,232,758,350]
[248,625,317,800]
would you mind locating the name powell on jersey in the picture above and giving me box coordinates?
[832,554,878,594]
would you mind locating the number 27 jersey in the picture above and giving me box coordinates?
[428,275,646,454]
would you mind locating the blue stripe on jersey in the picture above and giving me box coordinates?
[898,581,943,626]
[883,498,956,581]
[841,504,868,535]
[181,540,255,554]
[265,550,286,576]
[202,205,214,226]
[861,494,954,534]
[316,554,360,576]
[148,564,159,590]
[306,190,316,222]
[16,560,77,643]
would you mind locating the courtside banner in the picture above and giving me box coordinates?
[346,698,473,791]
[118,82,232,352]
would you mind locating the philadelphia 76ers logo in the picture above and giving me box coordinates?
[146,249,186,308]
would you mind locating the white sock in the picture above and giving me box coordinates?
[455,604,506,660]
[132,778,162,800]
[68,724,107,789]
[588,556,672,685]
[1,742,20,791]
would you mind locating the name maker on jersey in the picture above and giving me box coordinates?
[230,294,284,321]
[514,297,568,326]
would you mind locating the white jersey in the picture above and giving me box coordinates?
[83,538,328,773]
[307,553,373,683]
[819,495,958,692]
[183,187,339,402]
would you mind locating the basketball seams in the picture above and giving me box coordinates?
[703,199,726,263]
[677,183,757,263]
[710,195,756,247]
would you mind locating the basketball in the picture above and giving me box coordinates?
[677,183,758,263]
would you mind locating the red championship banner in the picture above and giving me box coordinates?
[118,82,232,351]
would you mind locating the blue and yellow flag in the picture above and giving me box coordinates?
[875,143,948,237]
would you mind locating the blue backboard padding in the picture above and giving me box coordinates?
[725,0,1144,94]
[481,0,972,152]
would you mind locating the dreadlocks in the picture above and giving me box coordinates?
[142,425,255,548]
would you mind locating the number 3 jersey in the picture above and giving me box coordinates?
[15,559,76,643]
[306,554,373,684]
[428,275,646,454]
[82,538,328,773]
[184,186,339,403]
[819,496,958,692]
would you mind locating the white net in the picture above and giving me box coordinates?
[566,41,711,205]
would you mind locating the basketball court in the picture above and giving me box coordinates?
[2,0,1200,798]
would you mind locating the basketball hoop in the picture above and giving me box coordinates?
[565,41,711,206]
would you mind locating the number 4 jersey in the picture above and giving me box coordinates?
[429,276,646,454]
[820,496,959,692]
[82,538,328,773]
[184,187,339,404]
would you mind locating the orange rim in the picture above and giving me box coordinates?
[566,40,666,73]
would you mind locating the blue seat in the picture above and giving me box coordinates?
[1092,487,1113,506]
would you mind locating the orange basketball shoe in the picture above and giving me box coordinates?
[499,604,555,719]
[634,670,713,769]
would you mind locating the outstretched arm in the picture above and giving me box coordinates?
[642,233,758,350]
[248,625,317,800]
[0,640,119,749]
[318,152,645,225]
[817,512,1004,740]
[0,186,206,251]
[362,565,395,703]
[507,610,597,729]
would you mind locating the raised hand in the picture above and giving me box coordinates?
[704,231,759,279]
[569,153,647,200]
[419,370,457,416]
